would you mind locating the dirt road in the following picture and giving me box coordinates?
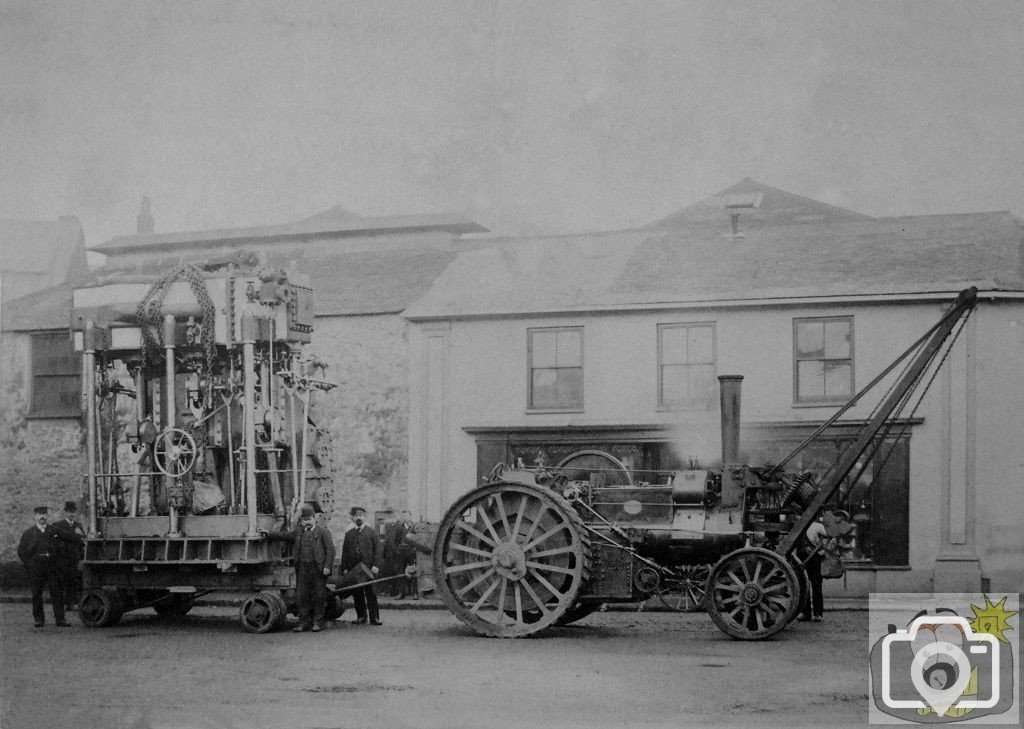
[1,604,870,729]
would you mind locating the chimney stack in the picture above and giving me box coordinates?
[137,196,154,234]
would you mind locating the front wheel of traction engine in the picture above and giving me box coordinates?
[433,481,591,637]
[79,588,125,628]
[705,547,801,640]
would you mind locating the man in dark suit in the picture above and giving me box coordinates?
[341,506,382,625]
[50,501,85,611]
[395,510,418,599]
[17,506,70,628]
[261,503,336,632]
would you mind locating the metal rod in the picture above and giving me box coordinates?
[163,314,180,537]
[241,313,260,537]
[84,322,99,537]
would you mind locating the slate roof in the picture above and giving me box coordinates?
[92,211,488,254]
[404,210,1024,319]
[1,281,78,331]
[0,216,86,275]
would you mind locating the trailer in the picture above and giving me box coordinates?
[432,288,978,639]
[70,254,340,632]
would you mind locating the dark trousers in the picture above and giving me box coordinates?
[800,552,824,618]
[353,583,379,622]
[295,561,326,626]
[62,562,81,607]
[27,559,65,625]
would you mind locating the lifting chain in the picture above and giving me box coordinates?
[136,263,218,406]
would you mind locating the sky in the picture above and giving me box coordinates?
[2,0,1022,250]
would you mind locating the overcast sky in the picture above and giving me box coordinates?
[2,0,1022,248]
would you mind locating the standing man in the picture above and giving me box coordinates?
[50,501,85,611]
[261,503,335,632]
[17,506,69,628]
[395,510,418,600]
[341,506,382,625]
[798,515,828,623]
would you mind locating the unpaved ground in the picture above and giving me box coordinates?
[1,604,870,729]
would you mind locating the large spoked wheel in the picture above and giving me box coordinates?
[434,482,591,638]
[79,588,124,628]
[706,548,801,640]
[239,590,286,633]
[658,564,711,612]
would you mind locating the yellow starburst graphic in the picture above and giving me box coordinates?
[969,594,1018,644]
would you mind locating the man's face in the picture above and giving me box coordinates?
[353,510,365,525]
[401,511,412,523]
[34,513,47,528]
[300,516,315,530]
[64,510,76,522]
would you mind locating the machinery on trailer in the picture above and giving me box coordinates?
[70,253,340,632]
[432,288,978,639]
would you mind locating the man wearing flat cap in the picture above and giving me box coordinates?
[260,503,335,632]
[17,506,70,627]
[50,501,85,611]
[341,506,382,625]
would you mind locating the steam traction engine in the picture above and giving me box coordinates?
[70,255,337,632]
[433,288,977,639]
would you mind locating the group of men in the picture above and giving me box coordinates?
[17,501,415,632]
[16,501,85,628]
[263,504,417,632]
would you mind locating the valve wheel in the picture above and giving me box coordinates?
[239,590,286,633]
[434,481,591,638]
[79,588,124,628]
[153,427,198,477]
[706,548,801,640]
[657,564,711,612]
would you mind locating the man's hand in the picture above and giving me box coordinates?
[370,566,379,575]
[322,567,331,577]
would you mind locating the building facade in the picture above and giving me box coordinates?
[404,181,1024,596]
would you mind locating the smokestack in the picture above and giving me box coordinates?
[718,375,743,466]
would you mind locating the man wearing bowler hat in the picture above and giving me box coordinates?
[17,506,69,627]
[261,503,335,632]
[50,501,85,611]
[341,506,382,625]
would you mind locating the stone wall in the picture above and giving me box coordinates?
[0,332,85,569]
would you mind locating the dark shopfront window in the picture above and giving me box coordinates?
[472,427,909,567]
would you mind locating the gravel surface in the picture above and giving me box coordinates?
[1,603,872,729]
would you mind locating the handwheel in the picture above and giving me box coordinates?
[658,564,711,612]
[79,588,124,628]
[434,481,591,638]
[239,590,286,633]
[705,548,801,640]
[153,427,198,477]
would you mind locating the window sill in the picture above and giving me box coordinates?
[25,412,83,421]
[791,400,851,409]
[525,408,585,415]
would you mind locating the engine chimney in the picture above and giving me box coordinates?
[718,375,743,466]
[718,375,744,508]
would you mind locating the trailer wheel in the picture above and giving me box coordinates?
[239,591,286,633]
[79,588,124,628]
[324,593,345,621]
[706,547,800,640]
[434,481,591,637]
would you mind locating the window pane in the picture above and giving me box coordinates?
[660,327,687,364]
[688,326,713,363]
[690,364,716,408]
[824,361,852,397]
[555,330,581,367]
[796,322,824,358]
[531,331,557,368]
[661,364,686,405]
[824,321,851,359]
[556,367,583,408]
[531,369,558,408]
[797,360,825,400]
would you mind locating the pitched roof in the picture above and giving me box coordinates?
[404,211,1024,319]
[92,211,488,254]
[0,216,86,275]
[644,178,872,230]
[1,281,77,331]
